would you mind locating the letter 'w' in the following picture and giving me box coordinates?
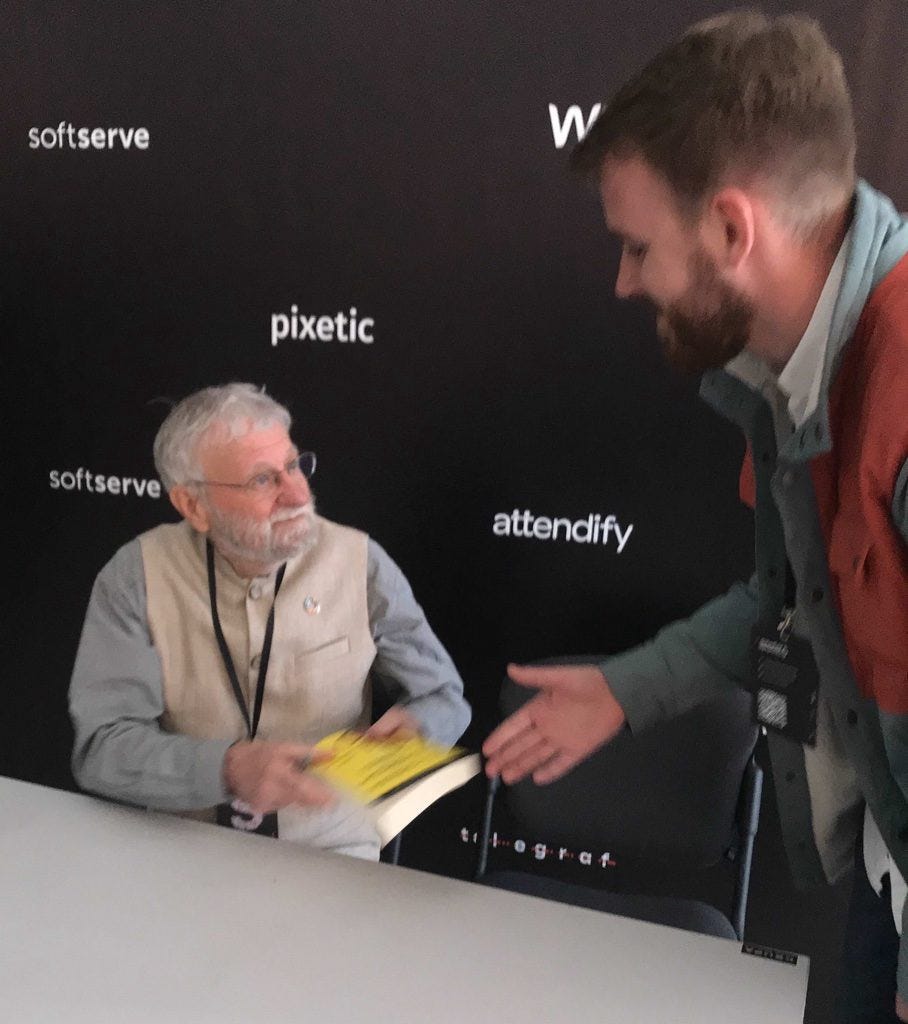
[548,103,602,149]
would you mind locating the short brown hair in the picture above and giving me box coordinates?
[572,10,856,236]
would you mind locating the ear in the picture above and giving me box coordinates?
[169,485,211,533]
[706,188,755,270]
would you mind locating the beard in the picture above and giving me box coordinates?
[655,249,755,375]
[206,495,319,569]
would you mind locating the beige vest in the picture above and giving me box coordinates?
[140,517,376,748]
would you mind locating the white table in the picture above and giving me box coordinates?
[0,776,808,1023]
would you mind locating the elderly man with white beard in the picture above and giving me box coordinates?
[69,383,470,858]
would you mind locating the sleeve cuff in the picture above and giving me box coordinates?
[598,648,670,736]
[193,738,235,805]
[401,696,471,747]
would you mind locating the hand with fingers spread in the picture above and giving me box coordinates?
[364,704,422,741]
[482,663,627,784]
[223,740,336,815]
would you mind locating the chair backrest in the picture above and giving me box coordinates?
[498,669,758,874]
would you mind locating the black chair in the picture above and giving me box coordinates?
[474,661,762,941]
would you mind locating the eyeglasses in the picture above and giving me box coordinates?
[190,451,317,495]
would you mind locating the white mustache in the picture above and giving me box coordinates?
[270,503,314,525]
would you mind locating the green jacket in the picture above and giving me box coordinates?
[599,180,908,989]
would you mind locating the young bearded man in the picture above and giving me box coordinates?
[483,13,908,1021]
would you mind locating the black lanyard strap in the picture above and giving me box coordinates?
[206,540,287,740]
[778,559,798,640]
[783,560,797,609]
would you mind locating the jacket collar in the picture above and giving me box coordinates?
[700,180,908,461]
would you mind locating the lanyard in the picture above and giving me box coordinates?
[778,560,798,641]
[206,540,287,740]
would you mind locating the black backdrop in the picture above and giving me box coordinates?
[4,3,907,1020]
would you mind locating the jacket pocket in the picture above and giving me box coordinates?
[294,636,370,735]
[294,636,351,668]
[827,513,871,578]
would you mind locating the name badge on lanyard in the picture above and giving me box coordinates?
[748,562,819,746]
[215,799,278,837]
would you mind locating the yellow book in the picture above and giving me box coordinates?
[312,731,481,848]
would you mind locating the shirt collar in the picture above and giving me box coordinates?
[724,227,851,428]
[776,228,851,427]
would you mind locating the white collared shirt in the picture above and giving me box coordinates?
[775,236,848,424]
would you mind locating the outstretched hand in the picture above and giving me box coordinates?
[482,663,627,784]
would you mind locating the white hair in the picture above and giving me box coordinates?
[153,383,291,491]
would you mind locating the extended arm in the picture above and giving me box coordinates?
[602,573,759,734]
[484,574,759,782]
[366,540,471,746]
